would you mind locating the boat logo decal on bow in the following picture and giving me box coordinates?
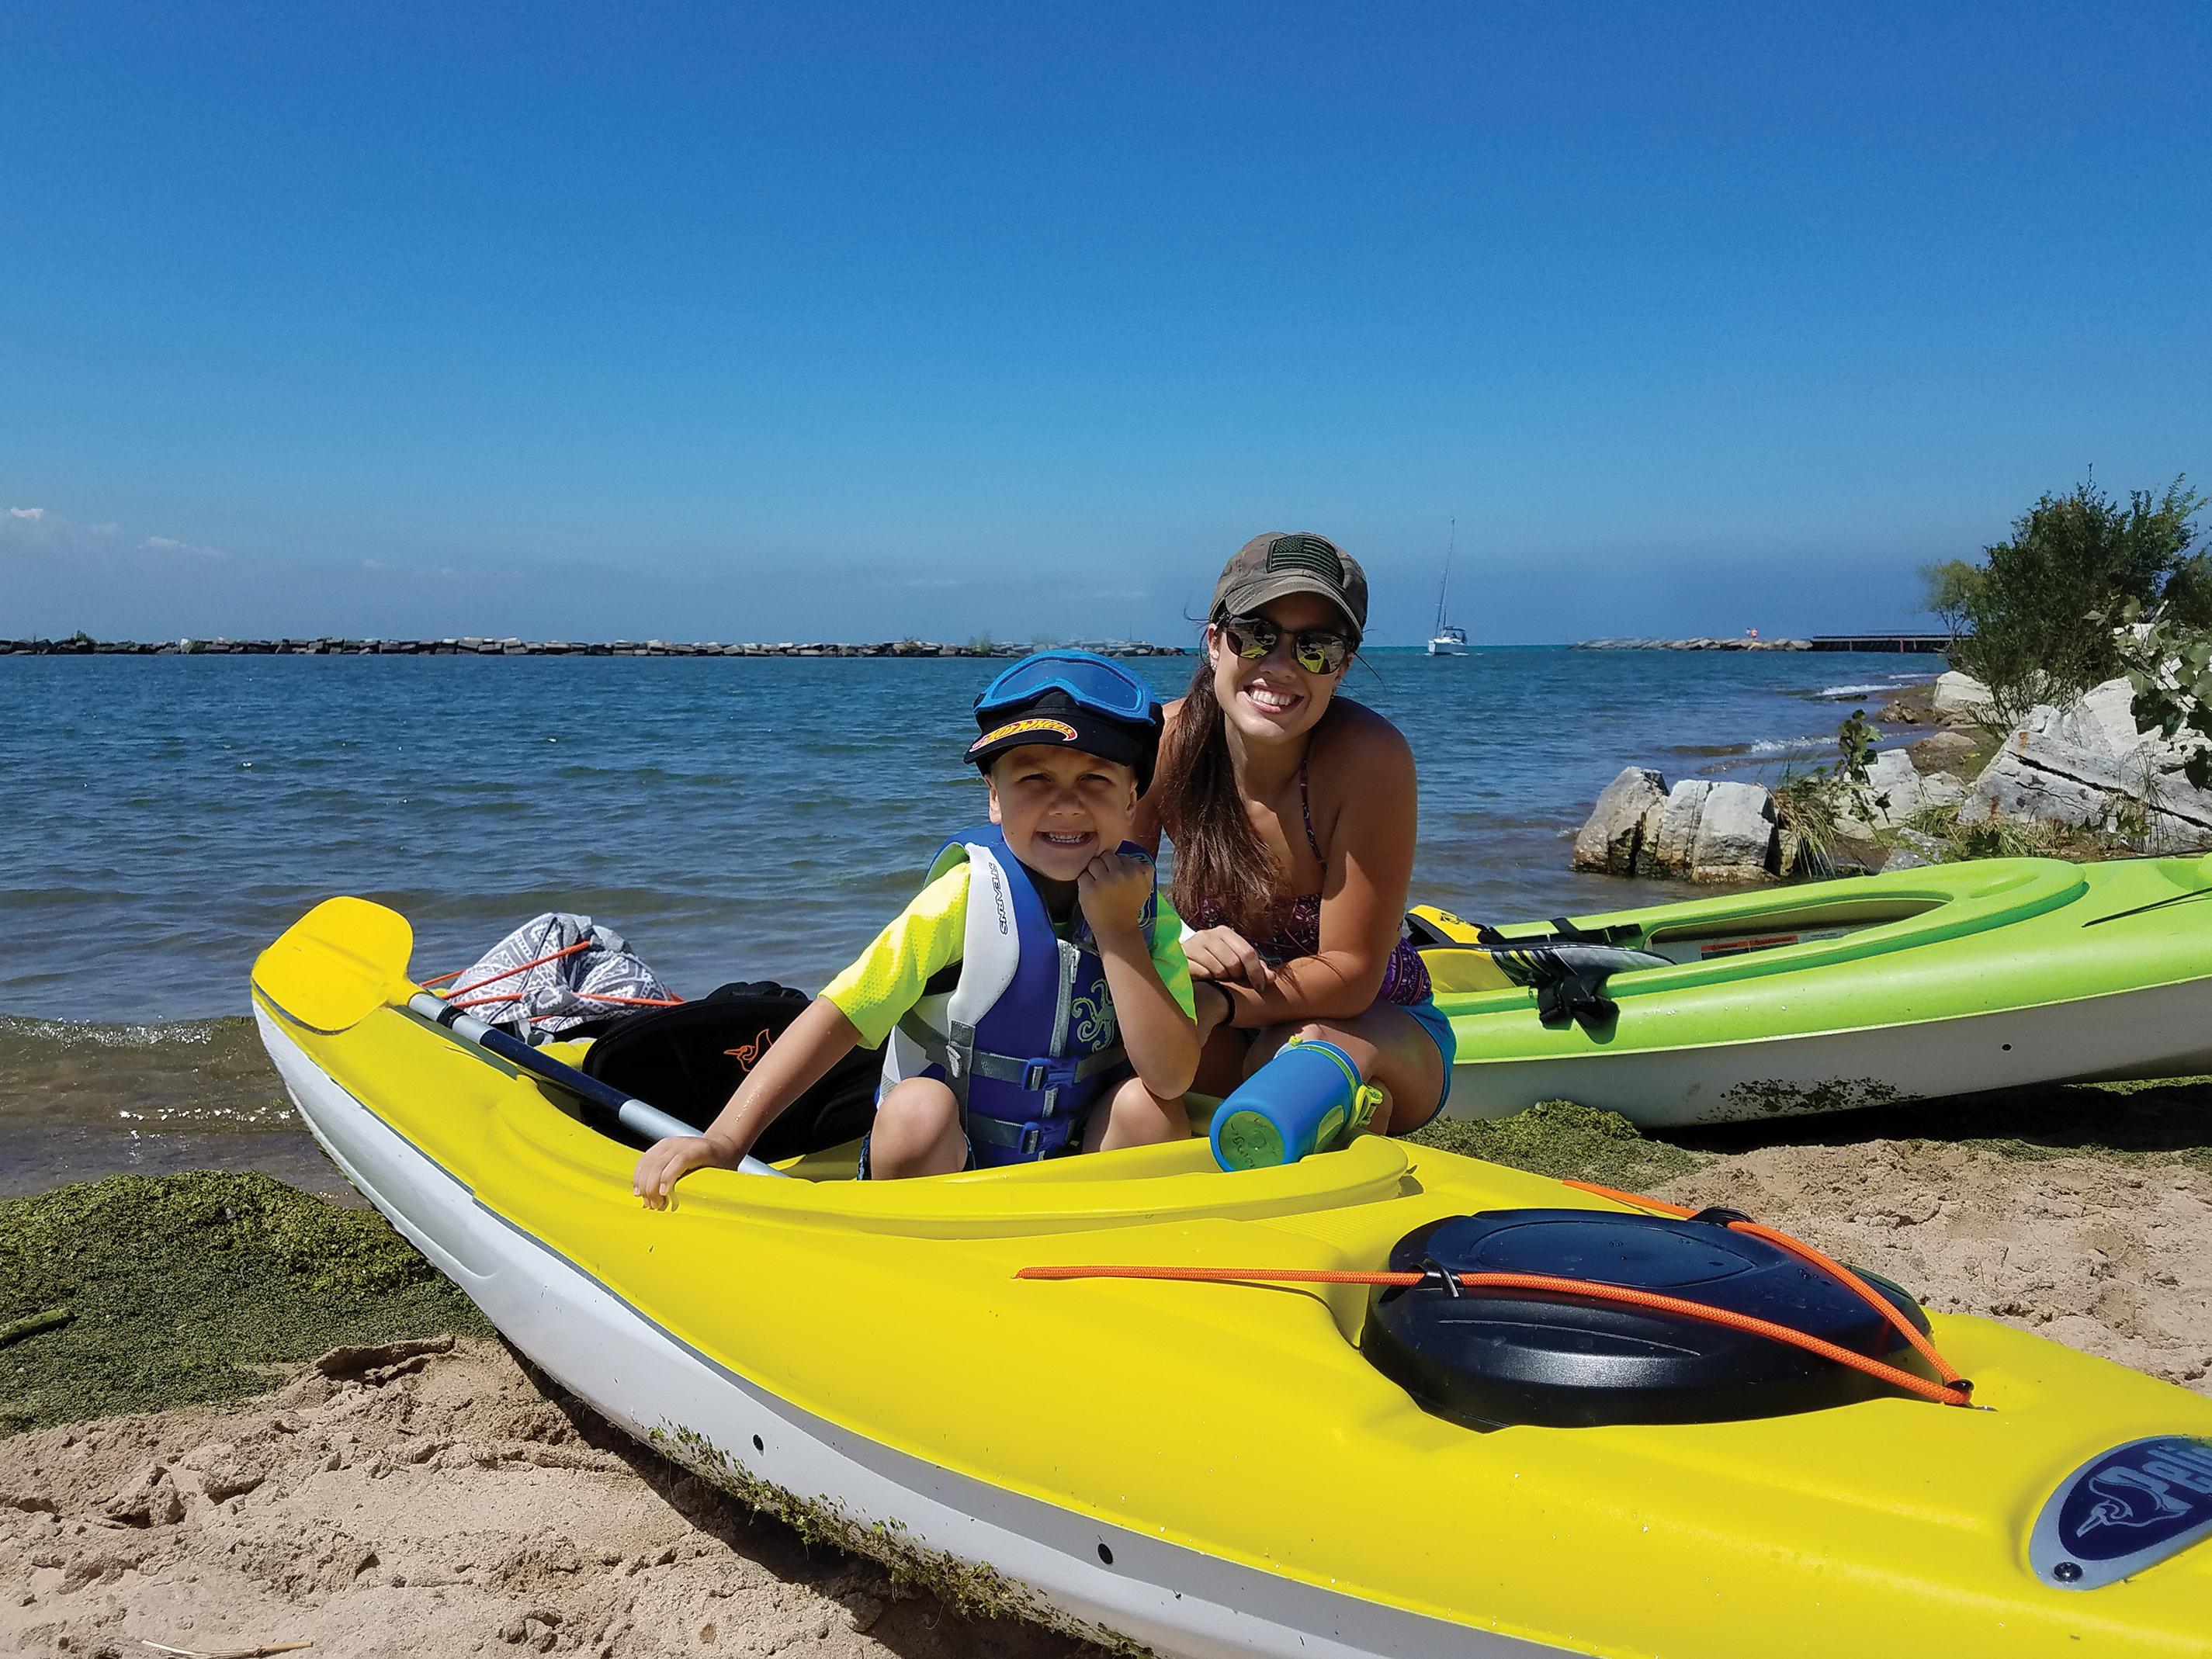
[2029,1436,2212,1589]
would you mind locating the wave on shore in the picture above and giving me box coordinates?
[1813,675,1925,698]
[0,1013,340,1197]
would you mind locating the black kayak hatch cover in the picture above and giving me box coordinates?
[1364,1210,1930,1430]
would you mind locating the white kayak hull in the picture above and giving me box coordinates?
[1441,975,2212,1127]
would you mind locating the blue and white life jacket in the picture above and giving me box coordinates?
[882,825,1156,1165]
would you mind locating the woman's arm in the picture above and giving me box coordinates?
[1210,708,1419,1028]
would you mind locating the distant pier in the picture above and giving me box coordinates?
[1806,633,1950,653]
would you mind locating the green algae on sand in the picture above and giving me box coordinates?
[1406,1099,1704,1191]
[0,1169,487,1436]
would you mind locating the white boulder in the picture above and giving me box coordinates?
[1645,780,1707,878]
[1647,778,1777,883]
[1960,677,2212,847]
[1572,767,1669,877]
[1931,670,1994,726]
[2077,674,2144,755]
[1693,781,1780,882]
[1846,746,1968,831]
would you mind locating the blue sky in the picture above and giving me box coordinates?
[3,3,2207,645]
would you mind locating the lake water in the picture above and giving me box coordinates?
[2,648,1927,1193]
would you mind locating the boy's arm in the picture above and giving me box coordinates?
[696,997,864,1162]
[1079,854,1199,1100]
[635,867,970,1208]
[633,998,865,1207]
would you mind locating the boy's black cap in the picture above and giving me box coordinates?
[1209,532,1368,636]
[969,689,1160,794]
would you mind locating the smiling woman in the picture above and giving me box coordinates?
[1139,533,1458,1132]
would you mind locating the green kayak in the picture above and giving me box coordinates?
[1413,853,2212,1127]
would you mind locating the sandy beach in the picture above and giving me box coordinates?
[0,1335,1090,1659]
[5,1084,2208,1659]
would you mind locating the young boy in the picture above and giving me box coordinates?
[633,651,1200,1197]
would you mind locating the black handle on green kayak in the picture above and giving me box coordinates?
[406,992,783,1178]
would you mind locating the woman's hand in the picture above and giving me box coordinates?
[1077,848,1156,940]
[1181,925,1274,989]
[633,1134,733,1210]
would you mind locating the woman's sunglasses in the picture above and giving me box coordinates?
[1216,613,1356,676]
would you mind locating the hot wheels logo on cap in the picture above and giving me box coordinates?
[969,718,1079,756]
[2030,1436,2212,1589]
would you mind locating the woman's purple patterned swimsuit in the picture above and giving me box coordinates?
[1185,758,1434,1006]
[1202,892,1434,1005]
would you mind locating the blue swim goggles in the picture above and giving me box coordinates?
[975,649,1160,727]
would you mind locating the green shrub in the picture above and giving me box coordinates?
[1768,707,1884,877]
[1944,477,2206,729]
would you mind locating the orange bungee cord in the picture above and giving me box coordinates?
[1560,1178,1972,1395]
[437,938,598,1006]
[429,939,688,1021]
[1019,1193,1976,1409]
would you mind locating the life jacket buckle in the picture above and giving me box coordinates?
[1022,1056,1080,1094]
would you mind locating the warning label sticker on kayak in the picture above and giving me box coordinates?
[1657,926,1857,964]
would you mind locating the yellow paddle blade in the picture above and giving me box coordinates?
[1408,903,1482,944]
[1420,947,1518,994]
[1409,907,1519,992]
[251,896,416,1033]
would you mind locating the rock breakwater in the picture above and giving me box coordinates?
[0,636,1186,658]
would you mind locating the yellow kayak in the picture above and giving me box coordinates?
[251,898,2212,1657]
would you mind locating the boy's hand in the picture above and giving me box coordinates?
[633,1134,730,1210]
[1077,848,1155,941]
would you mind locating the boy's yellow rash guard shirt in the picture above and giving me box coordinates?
[820,864,1196,1049]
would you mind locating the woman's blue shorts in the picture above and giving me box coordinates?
[1396,995,1458,1133]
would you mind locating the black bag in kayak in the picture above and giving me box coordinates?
[580,982,881,1162]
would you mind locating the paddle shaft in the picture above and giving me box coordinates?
[406,992,782,1177]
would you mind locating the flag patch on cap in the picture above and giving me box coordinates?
[1266,534,1342,578]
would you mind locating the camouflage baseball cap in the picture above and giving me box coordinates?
[1208,532,1368,636]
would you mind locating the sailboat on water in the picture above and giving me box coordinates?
[1427,518,1468,656]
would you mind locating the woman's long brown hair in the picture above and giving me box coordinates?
[1155,651,1283,933]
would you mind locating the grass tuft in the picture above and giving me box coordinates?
[1406,1099,1704,1191]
